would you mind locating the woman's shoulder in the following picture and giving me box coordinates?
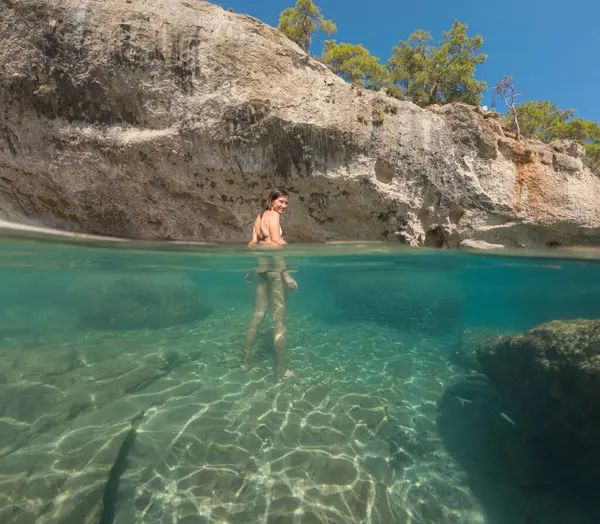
[260,209,279,221]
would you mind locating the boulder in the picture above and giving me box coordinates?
[477,319,600,484]
[459,239,505,250]
[75,274,212,330]
[553,152,584,172]
[551,139,586,159]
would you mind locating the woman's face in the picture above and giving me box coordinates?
[272,196,289,214]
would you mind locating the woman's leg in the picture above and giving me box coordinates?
[242,275,269,371]
[269,272,292,379]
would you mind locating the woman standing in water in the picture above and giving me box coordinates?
[242,188,297,380]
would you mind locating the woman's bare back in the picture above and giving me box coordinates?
[254,210,283,245]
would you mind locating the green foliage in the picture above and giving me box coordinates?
[552,118,600,171]
[322,40,388,90]
[384,84,405,100]
[506,100,600,171]
[278,0,336,55]
[372,106,385,125]
[545,117,597,142]
[384,102,398,115]
[388,20,487,107]
[34,84,55,95]
[508,101,575,142]
[585,142,600,172]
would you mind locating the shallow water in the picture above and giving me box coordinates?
[1,231,600,524]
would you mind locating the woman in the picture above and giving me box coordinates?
[242,188,297,380]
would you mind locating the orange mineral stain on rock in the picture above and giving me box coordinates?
[512,143,548,217]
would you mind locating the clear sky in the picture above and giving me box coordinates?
[217,0,599,122]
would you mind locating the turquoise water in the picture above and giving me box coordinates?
[1,232,600,524]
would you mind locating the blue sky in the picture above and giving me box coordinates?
[217,0,599,122]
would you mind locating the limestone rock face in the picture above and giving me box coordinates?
[477,319,600,484]
[1,0,599,246]
[551,139,586,159]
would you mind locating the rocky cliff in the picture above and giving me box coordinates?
[1,0,599,246]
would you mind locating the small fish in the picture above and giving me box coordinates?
[455,396,473,406]
[500,412,516,426]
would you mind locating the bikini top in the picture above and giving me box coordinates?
[257,209,286,243]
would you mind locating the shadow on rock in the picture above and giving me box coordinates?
[437,375,600,524]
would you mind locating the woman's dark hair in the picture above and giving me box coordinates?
[265,187,289,210]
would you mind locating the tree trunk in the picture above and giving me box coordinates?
[304,34,310,62]
[511,106,521,141]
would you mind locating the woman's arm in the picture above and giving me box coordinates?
[269,213,287,245]
[248,216,259,247]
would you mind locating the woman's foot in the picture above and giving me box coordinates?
[278,369,295,382]
[241,362,252,373]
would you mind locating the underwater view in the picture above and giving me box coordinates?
[1,230,600,524]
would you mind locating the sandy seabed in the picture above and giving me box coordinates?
[0,308,596,524]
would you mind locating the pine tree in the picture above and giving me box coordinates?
[510,101,575,142]
[322,41,388,89]
[388,20,487,106]
[277,0,336,56]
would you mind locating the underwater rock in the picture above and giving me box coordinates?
[447,327,506,374]
[0,333,189,461]
[0,421,135,524]
[1,0,599,246]
[477,319,600,484]
[0,327,207,523]
[76,274,211,330]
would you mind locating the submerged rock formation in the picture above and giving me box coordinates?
[1,0,599,246]
[74,274,212,330]
[477,319,600,484]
